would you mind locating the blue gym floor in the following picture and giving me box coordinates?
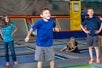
[0,38,102,68]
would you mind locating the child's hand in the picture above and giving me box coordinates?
[100,18,102,21]
[95,30,100,34]
[55,28,60,32]
[85,30,90,34]
[25,37,29,42]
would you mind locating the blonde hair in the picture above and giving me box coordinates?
[67,37,76,48]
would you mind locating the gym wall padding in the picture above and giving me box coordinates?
[55,18,70,31]
[8,16,87,39]
[53,31,86,39]
[11,18,28,40]
[31,18,40,25]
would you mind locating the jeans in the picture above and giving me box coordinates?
[4,41,17,62]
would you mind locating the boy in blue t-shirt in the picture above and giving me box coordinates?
[81,8,102,64]
[25,8,59,68]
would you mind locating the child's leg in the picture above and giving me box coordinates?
[44,47,55,68]
[98,36,102,48]
[94,46,100,64]
[9,41,18,64]
[87,35,94,64]
[4,42,10,66]
[93,36,100,64]
[37,61,43,68]
[35,46,44,68]
[100,36,102,48]
[89,46,94,60]
[89,46,94,64]
[50,60,55,68]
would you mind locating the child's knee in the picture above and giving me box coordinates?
[89,46,93,49]
[94,46,99,49]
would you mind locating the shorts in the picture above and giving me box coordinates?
[87,35,98,47]
[35,46,55,61]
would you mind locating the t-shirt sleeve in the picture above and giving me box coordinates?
[32,20,40,31]
[95,17,102,28]
[52,20,56,28]
[81,20,87,26]
[97,17,102,24]
[11,23,16,28]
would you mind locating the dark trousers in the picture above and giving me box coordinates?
[4,41,17,62]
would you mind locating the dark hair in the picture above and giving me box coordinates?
[40,8,50,14]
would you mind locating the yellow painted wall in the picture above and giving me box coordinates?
[70,1,81,30]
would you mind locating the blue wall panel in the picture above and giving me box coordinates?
[53,31,87,39]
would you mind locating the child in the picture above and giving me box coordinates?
[81,9,87,22]
[0,16,18,66]
[25,8,59,68]
[98,17,102,48]
[80,8,102,64]
[60,37,80,53]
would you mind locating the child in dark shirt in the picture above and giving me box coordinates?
[60,37,80,53]
[81,8,102,64]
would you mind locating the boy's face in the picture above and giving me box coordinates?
[87,9,94,16]
[40,10,51,20]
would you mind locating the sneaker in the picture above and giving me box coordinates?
[14,61,18,65]
[89,59,94,64]
[6,62,10,67]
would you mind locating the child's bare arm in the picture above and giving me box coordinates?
[25,28,33,42]
[69,46,77,52]
[95,23,102,34]
[12,27,17,36]
[54,27,60,32]
[80,25,90,34]
[60,46,67,51]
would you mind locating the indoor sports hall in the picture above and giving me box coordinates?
[0,0,102,68]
